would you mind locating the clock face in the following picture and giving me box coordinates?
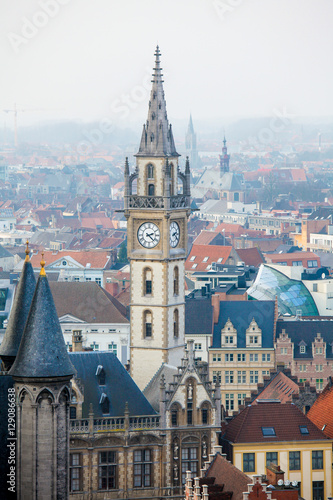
[169,221,180,248]
[137,222,160,248]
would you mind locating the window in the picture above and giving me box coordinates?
[95,277,102,286]
[144,268,152,295]
[90,343,99,351]
[194,343,202,350]
[243,453,255,473]
[262,427,276,437]
[312,481,324,500]
[147,164,154,179]
[299,379,307,383]
[280,347,287,354]
[144,311,152,338]
[225,353,234,362]
[225,394,234,411]
[299,364,306,372]
[299,425,309,435]
[237,353,246,362]
[148,184,155,196]
[225,371,234,384]
[191,264,197,269]
[70,453,82,492]
[292,261,302,266]
[316,379,323,390]
[70,406,77,419]
[266,452,278,466]
[308,260,318,268]
[203,256,209,262]
[99,451,117,490]
[212,353,221,362]
[312,451,323,470]
[225,336,234,344]
[190,256,196,261]
[300,345,306,354]
[202,407,208,424]
[262,353,271,362]
[249,353,258,362]
[174,309,179,338]
[85,277,92,281]
[213,371,221,384]
[74,277,80,282]
[217,257,223,263]
[249,336,258,344]
[238,393,246,407]
[315,347,323,354]
[173,266,179,295]
[238,371,246,384]
[108,344,117,356]
[134,450,152,488]
[289,451,300,470]
[250,370,258,384]
[181,447,198,484]
[316,364,323,372]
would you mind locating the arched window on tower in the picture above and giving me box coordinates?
[144,311,152,338]
[148,184,155,196]
[147,164,154,179]
[144,268,152,295]
[169,163,174,196]
[173,266,179,295]
[173,309,179,338]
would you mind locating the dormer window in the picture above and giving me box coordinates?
[300,345,306,354]
[96,365,106,385]
[203,257,209,262]
[246,319,262,348]
[190,256,196,261]
[100,393,110,414]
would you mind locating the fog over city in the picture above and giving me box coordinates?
[2,0,333,133]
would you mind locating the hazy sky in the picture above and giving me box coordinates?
[1,0,333,128]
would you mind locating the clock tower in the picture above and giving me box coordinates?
[125,46,191,390]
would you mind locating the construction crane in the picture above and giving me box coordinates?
[2,103,43,148]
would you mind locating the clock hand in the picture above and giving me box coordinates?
[147,233,154,240]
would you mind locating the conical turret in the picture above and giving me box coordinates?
[0,241,36,371]
[136,46,179,157]
[9,254,74,379]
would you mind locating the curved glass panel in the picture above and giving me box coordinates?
[248,265,318,316]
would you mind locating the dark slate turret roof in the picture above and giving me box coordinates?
[70,351,156,417]
[0,259,36,360]
[136,46,179,158]
[9,272,75,379]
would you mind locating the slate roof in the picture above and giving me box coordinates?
[212,300,275,349]
[9,273,75,379]
[0,245,14,259]
[143,363,178,411]
[0,260,36,361]
[49,282,128,323]
[307,380,333,438]
[276,319,333,359]
[70,351,156,417]
[223,402,329,444]
[185,294,213,336]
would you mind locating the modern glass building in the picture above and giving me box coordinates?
[248,264,319,316]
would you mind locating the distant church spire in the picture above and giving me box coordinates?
[220,134,230,176]
[136,46,179,157]
[0,241,36,371]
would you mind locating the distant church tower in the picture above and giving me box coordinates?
[9,255,74,500]
[220,136,230,176]
[185,114,200,170]
[124,46,191,390]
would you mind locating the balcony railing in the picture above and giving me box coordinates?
[70,414,160,434]
[127,195,188,209]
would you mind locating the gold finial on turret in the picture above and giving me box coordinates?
[25,240,30,262]
[40,251,46,276]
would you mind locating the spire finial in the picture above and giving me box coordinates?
[124,156,129,175]
[40,251,46,277]
[25,240,30,262]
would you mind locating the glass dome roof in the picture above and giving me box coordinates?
[248,265,318,316]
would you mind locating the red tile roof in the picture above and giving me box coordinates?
[193,230,220,245]
[307,380,333,438]
[223,403,328,443]
[185,244,233,272]
[205,454,250,500]
[215,223,244,235]
[236,248,265,267]
[252,372,299,404]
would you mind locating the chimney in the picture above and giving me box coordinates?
[72,330,83,352]
[211,294,220,324]
[266,463,285,486]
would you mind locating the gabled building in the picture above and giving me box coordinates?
[221,402,332,500]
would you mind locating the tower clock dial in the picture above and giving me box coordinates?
[138,222,160,248]
[169,221,180,248]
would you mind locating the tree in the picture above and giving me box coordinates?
[117,241,128,263]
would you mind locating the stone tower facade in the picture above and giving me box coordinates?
[9,258,74,500]
[219,136,230,175]
[124,46,191,390]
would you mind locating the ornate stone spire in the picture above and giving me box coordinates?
[9,258,74,379]
[136,46,179,157]
[0,245,36,371]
